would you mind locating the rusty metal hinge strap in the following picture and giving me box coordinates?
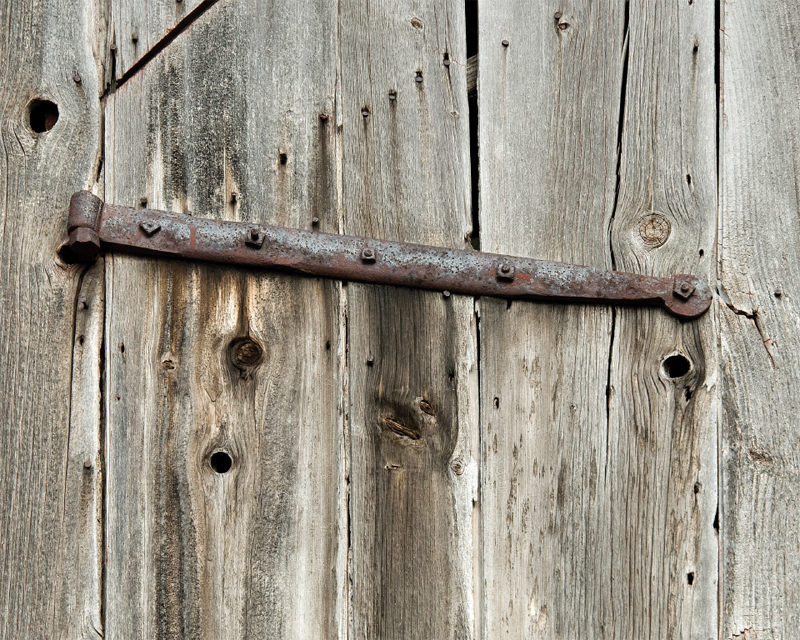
[67,191,712,319]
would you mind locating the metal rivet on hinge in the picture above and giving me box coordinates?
[140,220,161,236]
[496,262,515,281]
[361,247,376,263]
[246,228,265,248]
[673,277,696,300]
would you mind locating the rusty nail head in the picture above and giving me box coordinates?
[140,220,161,236]
[110,43,117,52]
[389,92,397,101]
[84,459,92,469]
[497,262,515,281]
[361,108,370,117]
[230,192,238,203]
[366,356,374,366]
[312,217,320,226]
[361,247,376,263]
[415,73,423,83]
[79,295,88,309]
[140,197,148,207]
[73,73,82,83]
[443,58,451,67]
[246,228,264,248]
[502,39,510,47]
[443,290,451,298]
[320,113,328,121]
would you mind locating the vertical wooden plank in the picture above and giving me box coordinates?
[478,0,717,637]
[0,0,105,636]
[607,1,718,636]
[721,3,800,637]
[111,0,207,77]
[105,0,345,637]
[338,1,477,638]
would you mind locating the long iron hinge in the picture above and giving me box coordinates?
[67,191,712,319]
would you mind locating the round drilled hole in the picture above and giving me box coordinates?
[662,354,691,379]
[210,451,233,474]
[29,99,59,132]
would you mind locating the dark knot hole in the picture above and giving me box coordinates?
[210,451,233,474]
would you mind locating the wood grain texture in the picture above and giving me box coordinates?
[338,1,478,638]
[0,0,105,636]
[111,0,206,78]
[720,2,800,637]
[478,1,717,637]
[104,0,345,637]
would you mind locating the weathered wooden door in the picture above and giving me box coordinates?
[3,0,798,637]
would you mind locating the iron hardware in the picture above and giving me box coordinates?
[67,191,712,319]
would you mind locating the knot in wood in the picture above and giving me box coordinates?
[230,337,263,370]
[638,212,671,248]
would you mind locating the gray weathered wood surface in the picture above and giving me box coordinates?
[720,2,800,637]
[338,1,477,638]
[9,0,800,637]
[478,1,717,637]
[104,0,344,637]
[0,0,105,637]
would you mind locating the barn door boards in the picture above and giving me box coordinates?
[67,191,712,319]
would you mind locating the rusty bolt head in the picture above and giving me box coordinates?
[673,278,696,300]
[497,262,516,281]
[246,228,265,248]
[69,227,101,262]
[139,220,161,236]
[361,247,376,263]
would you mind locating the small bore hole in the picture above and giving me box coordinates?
[686,173,692,186]
[694,482,701,494]
[29,99,59,132]
[493,397,500,409]
[279,152,288,165]
[699,249,704,257]
[662,354,691,379]
[687,572,695,585]
[57,242,79,264]
[119,342,125,353]
[78,335,85,346]
[210,451,233,474]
